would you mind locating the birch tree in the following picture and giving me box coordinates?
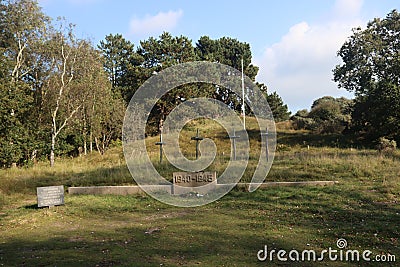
[41,21,86,166]
[0,0,49,166]
[74,44,124,155]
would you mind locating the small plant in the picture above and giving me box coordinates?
[276,143,291,152]
[376,137,397,153]
[110,138,123,148]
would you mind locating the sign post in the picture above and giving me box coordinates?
[37,185,64,208]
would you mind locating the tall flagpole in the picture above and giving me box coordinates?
[241,57,245,130]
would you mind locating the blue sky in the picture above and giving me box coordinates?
[38,0,399,112]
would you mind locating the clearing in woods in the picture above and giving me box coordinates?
[0,118,399,266]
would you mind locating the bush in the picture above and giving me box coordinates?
[291,97,353,134]
[376,137,397,153]
[291,116,316,130]
[0,142,22,168]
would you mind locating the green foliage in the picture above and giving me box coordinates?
[292,96,353,134]
[195,36,259,80]
[98,33,277,136]
[0,1,126,167]
[98,34,135,88]
[376,137,397,153]
[139,32,195,68]
[255,82,290,122]
[294,109,309,118]
[137,33,198,132]
[98,34,143,103]
[0,1,291,167]
[0,0,48,166]
[0,77,25,166]
[195,36,259,110]
[266,91,291,122]
[291,115,316,131]
[308,97,353,134]
[334,10,400,143]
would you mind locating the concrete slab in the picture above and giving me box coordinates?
[68,181,338,195]
[68,185,171,195]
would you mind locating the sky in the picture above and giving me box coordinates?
[38,0,400,113]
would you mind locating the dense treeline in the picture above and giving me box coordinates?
[0,0,126,167]
[292,10,400,150]
[334,10,400,147]
[0,0,289,167]
[2,1,398,168]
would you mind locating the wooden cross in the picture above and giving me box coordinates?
[155,133,165,163]
[227,129,240,160]
[191,129,204,160]
[260,127,269,161]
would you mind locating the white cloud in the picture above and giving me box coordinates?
[255,0,364,112]
[129,9,183,37]
[334,0,363,18]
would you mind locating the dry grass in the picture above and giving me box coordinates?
[0,117,399,266]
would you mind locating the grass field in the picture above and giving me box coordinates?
[0,119,399,266]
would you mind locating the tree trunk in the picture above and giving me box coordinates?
[89,130,93,153]
[102,133,106,154]
[83,138,87,155]
[83,125,87,156]
[95,137,103,155]
[50,132,56,167]
[83,112,87,155]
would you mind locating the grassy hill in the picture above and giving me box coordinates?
[0,118,399,266]
[1,117,398,195]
